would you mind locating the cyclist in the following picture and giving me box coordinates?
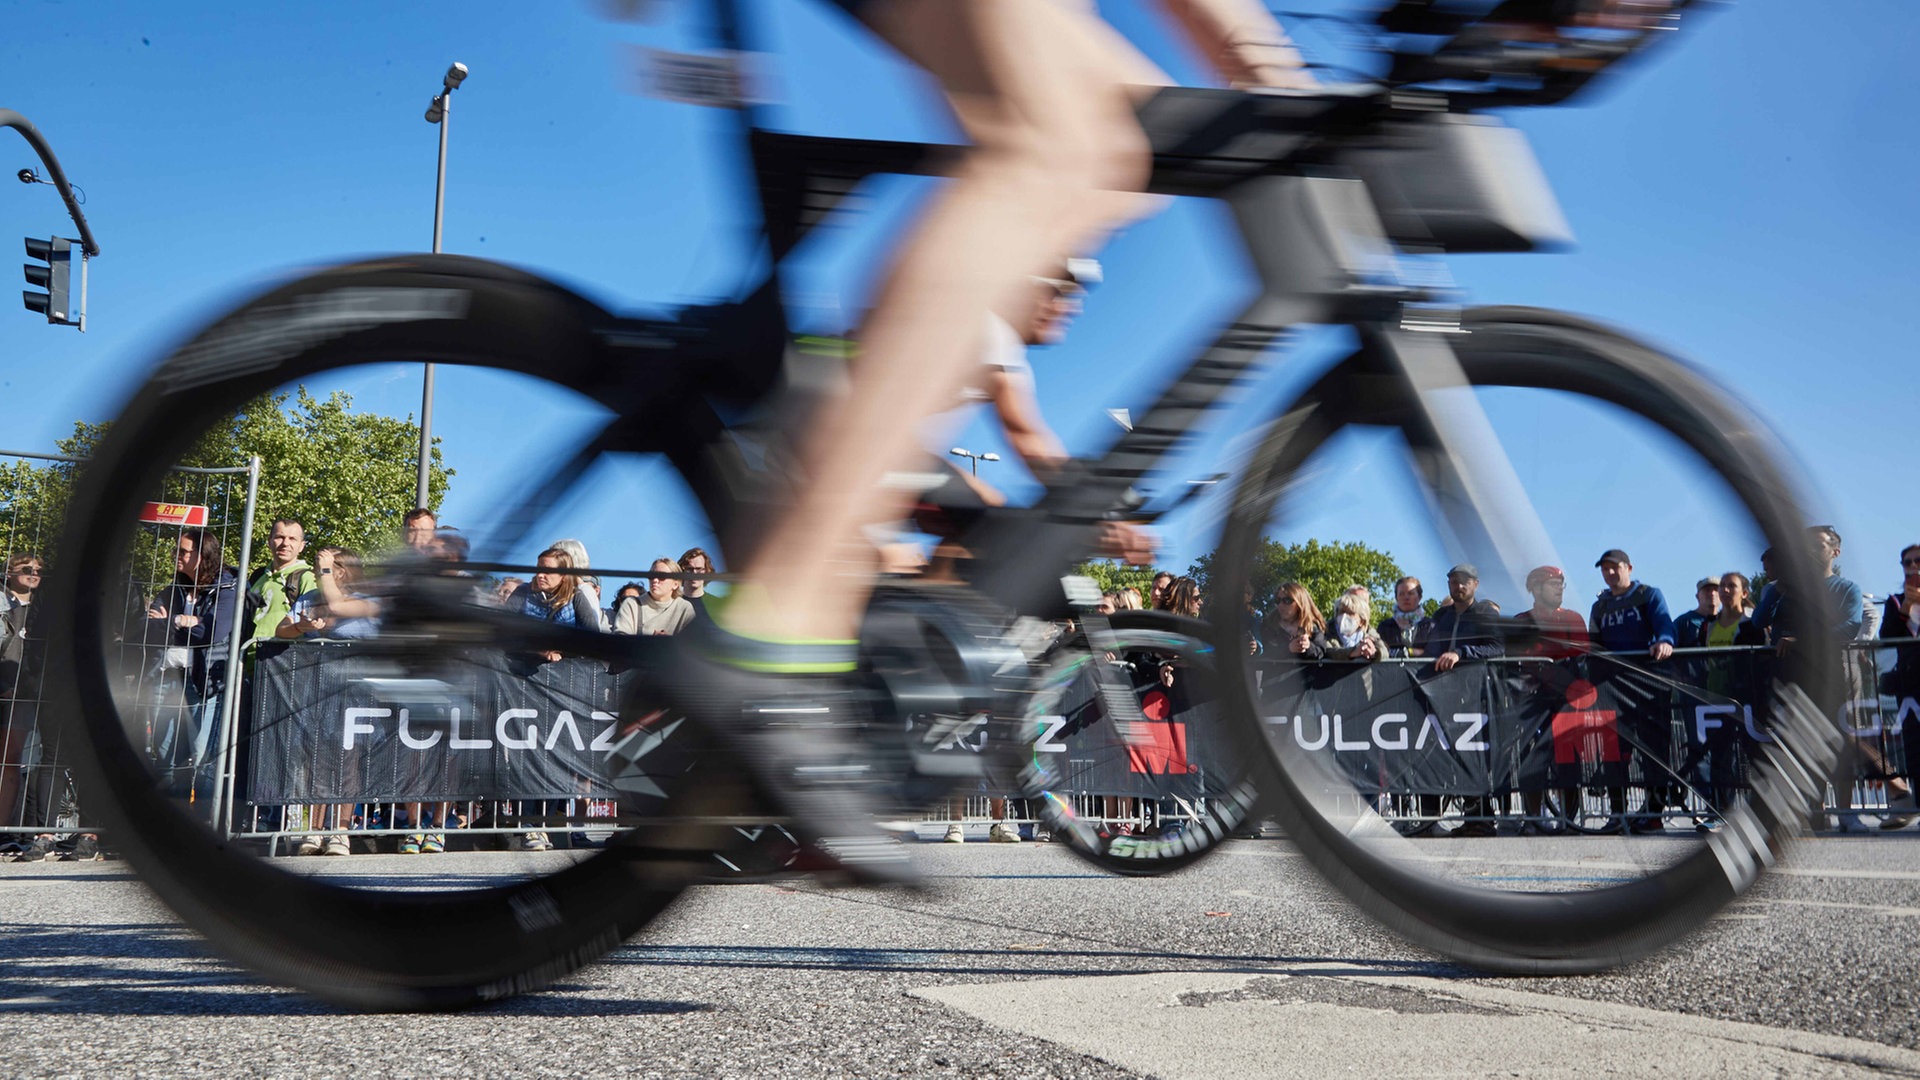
[653,0,1319,877]
[663,0,1675,873]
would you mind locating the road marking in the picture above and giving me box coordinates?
[912,965,1920,1079]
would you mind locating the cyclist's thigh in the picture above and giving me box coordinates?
[855,0,1155,177]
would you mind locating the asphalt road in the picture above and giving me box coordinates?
[6,835,1920,1077]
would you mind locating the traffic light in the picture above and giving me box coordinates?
[23,236,75,325]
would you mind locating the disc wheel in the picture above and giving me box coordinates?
[40,255,750,1008]
[1211,306,1844,972]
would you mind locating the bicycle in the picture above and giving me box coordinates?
[41,0,1844,1007]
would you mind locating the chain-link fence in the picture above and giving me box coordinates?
[3,448,259,843]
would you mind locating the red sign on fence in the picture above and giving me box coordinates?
[138,501,209,527]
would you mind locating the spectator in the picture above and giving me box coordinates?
[614,559,696,637]
[1515,566,1588,660]
[1514,565,1588,834]
[504,545,607,852]
[1695,573,1764,650]
[144,528,241,805]
[1163,577,1203,620]
[1751,547,1782,642]
[1678,571,1767,831]
[1418,565,1505,837]
[244,518,318,643]
[275,546,375,857]
[431,526,470,564]
[1673,577,1721,650]
[492,576,524,608]
[1589,548,1678,833]
[279,548,380,640]
[1763,527,1871,830]
[1326,586,1383,662]
[1116,587,1143,611]
[552,539,604,626]
[1259,582,1329,661]
[1096,592,1119,616]
[2,554,45,827]
[1787,525,1865,644]
[1149,572,1174,611]
[679,547,715,623]
[511,546,607,645]
[401,508,437,553]
[1880,544,1920,830]
[613,580,644,611]
[1423,565,1504,674]
[1378,576,1426,658]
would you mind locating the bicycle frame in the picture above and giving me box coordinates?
[459,3,1666,653]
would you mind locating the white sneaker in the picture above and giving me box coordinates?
[522,831,553,851]
[942,824,965,844]
[292,835,323,857]
[322,835,351,857]
[988,822,1023,844]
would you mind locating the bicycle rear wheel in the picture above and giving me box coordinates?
[1212,306,1844,972]
[1019,612,1260,875]
[40,255,751,1008]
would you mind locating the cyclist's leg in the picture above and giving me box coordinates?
[720,0,1161,646]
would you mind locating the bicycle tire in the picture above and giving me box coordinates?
[1019,612,1261,876]
[1210,305,1844,973]
[40,255,747,1008]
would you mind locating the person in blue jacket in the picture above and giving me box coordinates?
[1588,549,1677,833]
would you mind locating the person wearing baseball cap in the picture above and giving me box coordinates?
[1423,564,1504,836]
[1589,548,1678,833]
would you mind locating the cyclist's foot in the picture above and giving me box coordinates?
[626,629,916,887]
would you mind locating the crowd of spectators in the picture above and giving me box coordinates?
[6,514,1920,857]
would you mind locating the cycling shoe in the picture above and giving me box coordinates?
[614,627,917,887]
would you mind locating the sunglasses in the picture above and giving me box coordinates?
[1903,557,1920,568]
[1275,596,1296,606]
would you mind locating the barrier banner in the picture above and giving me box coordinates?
[1255,653,1782,797]
[244,640,1920,804]
[1038,671,1238,799]
[247,643,626,803]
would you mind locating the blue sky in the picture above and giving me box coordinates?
[2,1,1915,610]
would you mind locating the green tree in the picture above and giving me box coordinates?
[1071,559,1165,603]
[0,453,80,561]
[1189,537,1407,623]
[10,388,450,576]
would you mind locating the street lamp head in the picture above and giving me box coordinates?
[425,95,446,124]
[981,453,1001,462]
[949,447,969,458]
[444,62,469,90]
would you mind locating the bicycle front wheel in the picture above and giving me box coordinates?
[1212,307,1844,973]
[40,255,752,1008]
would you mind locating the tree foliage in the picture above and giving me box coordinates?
[1189,537,1407,624]
[1072,560,1166,602]
[3,388,450,575]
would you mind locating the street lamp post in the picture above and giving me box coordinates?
[416,61,468,511]
[949,447,1000,476]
